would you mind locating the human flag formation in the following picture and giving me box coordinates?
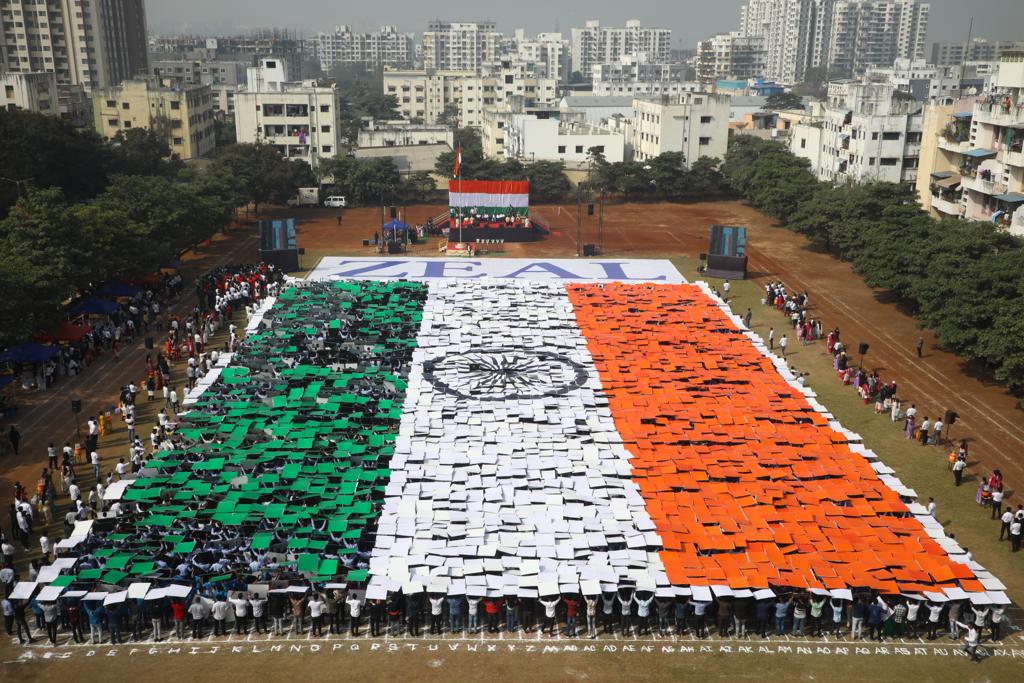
[46,262,1004,609]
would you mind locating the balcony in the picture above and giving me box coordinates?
[973,101,1024,128]
[937,137,971,155]
[931,194,965,216]
[961,173,1005,196]
[1002,148,1024,168]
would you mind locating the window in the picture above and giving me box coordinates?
[321,125,331,133]
[700,116,712,123]
[594,145,604,153]
[879,157,898,166]
[699,137,711,145]
[505,75,514,84]
[173,137,183,145]
[800,138,806,149]
[320,105,329,112]
[107,118,118,126]
[266,60,276,68]
[882,132,900,141]
[557,145,566,153]
[121,102,129,110]
[575,145,583,154]
[871,132,879,140]
[123,121,132,128]
[170,100,179,110]
[322,145,332,153]
[105,99,115,107]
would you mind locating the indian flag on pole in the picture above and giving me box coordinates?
[448,179,530,216]
[452,146,461,179]
[365,276,985,600]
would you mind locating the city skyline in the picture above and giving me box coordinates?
[147,0,1023,46]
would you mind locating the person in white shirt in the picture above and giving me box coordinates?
[926,497,937,517]
[307,594,326,636]
[427,594,445,634]
[990,606,1005,642]
[211,597,231,636]
[68,482,81,503]
[955,622,981,662]
[466,596,481,633]
[991,487,1004,520]
[91,450,101,482]
[925,601,944,640]
[779,335,788,357]
[584,595,599,638]
[952,458,967,486]
[931,419,943,444]
[633,593,654,635]
[115,459,127,480]
[539,596,560,637]
[229,592,249,634]
[250,595,267,634]
[999,509,1014,540]
[347,593,364,636]
[39,535,50,562]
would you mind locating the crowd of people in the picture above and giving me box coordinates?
[0,576,1005,658]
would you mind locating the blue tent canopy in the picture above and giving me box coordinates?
[96,281,141,298]
[994,192,1024,203]
[382,219,410,231]
[69,298,121,317]
[0,342,59,365]
[963,148,996,158]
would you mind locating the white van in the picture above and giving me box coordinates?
[324,196,348,208]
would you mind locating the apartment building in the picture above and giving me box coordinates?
[482,106,625,164]
[0,0,148,89]
[590,55,697,97]
[233,58,342,169]
[930,39,1024,67]
[696,32,766,83]
[915,52,1024,234]
[570,20,672,77]
[383,67,557,128]
[150,51,248,116]
[510,30,567,82]
[1,70,58,114]
[421,21,503,72]
[314,25,413,71]
[789,81,923,184]
[628,92,731,164]
[92,77,215,159]
[739,0,929,84]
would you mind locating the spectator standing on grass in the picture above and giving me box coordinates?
[952,457,966,486]
[932,418,943,445]
[744,308,752,328]
[919,417,930,445]
[991,486,1004,520]
[722,280,731,301]
[999,507,1013,540]
[779,335,787,357]
[927,498,937,517]
[1009,517,1022,552]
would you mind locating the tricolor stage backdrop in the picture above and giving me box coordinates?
[449,180,529,216]
[54,259,1003,607]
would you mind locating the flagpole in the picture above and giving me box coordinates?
[458,153,463,245]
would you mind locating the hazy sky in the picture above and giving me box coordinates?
[148,0,1023,46]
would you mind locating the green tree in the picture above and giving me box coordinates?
[400,171,439,203]
[523,160,571,203]
[210,143,305,214]
[213,117,237,148]
[0,109,115,213]
[109,127,184,177]
[437,103,460,127]
[687,156,726,196]
[762,92,805,111]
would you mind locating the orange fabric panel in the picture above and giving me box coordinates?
[567,283,976,593]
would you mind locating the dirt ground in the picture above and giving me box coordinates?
[3,200,1024,681]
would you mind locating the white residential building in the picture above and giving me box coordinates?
[234,58,342,170]
[627,93,731,164]
[382,68,557,128]
[915,52,1024,233]
[422,21,503,72]
[150,53,249,117]
[557,96,636,125]
[1,71,59,115]
[356,119,453,148]
[931,39,1024,68]
[789,81,923,185]
[511,31,568,83]
[696,32,766,83]
[864,58,988,102]
[314,26,413,71]
[0,0,149,90]
[570,20,672,78]
[739,0,929,84]
[482,106,625,164]
[590,55,697,97]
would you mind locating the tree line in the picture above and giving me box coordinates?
[0,110,312,348]
[722,136,1024,392]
